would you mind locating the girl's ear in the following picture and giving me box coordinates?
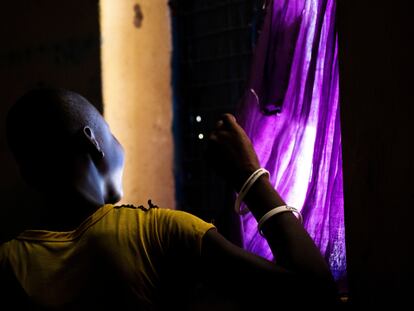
[82,126,105,160]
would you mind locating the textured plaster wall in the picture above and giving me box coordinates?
[100,0,175,209]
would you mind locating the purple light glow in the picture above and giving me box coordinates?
[237,0,346,281]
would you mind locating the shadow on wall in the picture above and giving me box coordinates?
[0,0,102,241]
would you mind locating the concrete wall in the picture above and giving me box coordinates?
[100,0,175,209]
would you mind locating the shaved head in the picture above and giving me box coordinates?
[6,88,103,166]
[6,88,125,206]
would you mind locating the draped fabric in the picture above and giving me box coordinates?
[236,0,346,281]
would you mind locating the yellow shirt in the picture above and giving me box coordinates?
[0,204,215,310]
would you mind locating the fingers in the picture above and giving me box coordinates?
[209,130,231,144]
[209,113,245,148]
[221,113,236,124]
[219,113,237,128]
[210,113,243,142]
[215,119,224,128]
[213,113,237,131]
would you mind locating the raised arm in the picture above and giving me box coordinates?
[200,114,339,308]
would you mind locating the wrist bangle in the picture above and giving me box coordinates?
[235,168,270,215]
[257,205,303,236]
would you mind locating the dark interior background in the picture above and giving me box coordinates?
[0,0,413,308]
[0,0,102,240]
[338,0,414,308]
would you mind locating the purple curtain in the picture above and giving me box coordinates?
[237,0,346,282]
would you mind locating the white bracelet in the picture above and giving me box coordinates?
[257,205,303,236]
[235,168,270,215]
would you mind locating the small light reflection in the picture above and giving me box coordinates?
[196,115,202,122]
[198,133,204,140]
